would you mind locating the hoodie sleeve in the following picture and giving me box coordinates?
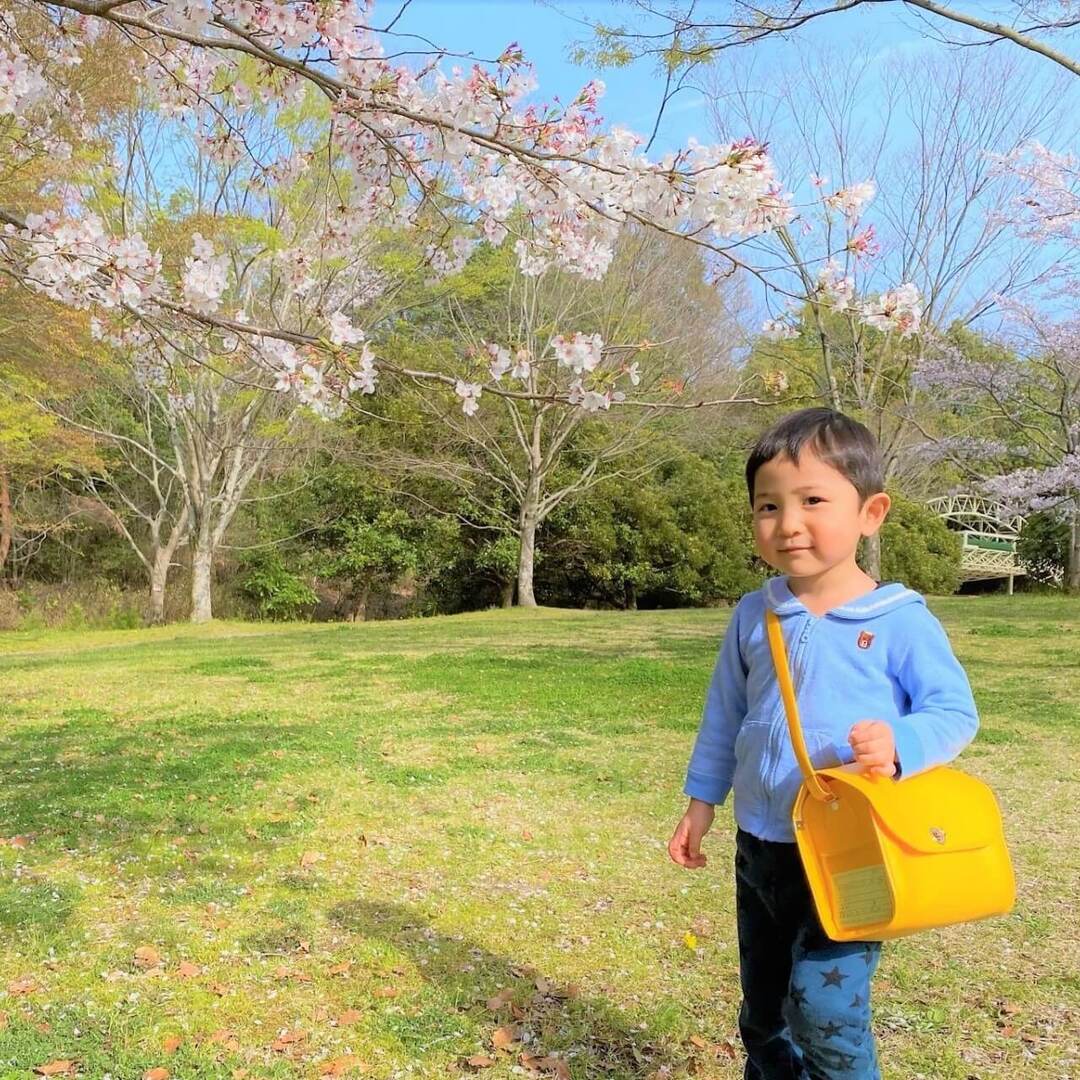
[891,606,979,779]
[683,598,749,805]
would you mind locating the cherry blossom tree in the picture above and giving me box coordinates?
[701,42,1076,576]
[914,310,1080,591]
[0,0,937,621]
[1,0,919,413]
[384,229,754,606]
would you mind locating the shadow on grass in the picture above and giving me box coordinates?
[326,897,706,1079]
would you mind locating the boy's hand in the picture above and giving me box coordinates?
[668,798,715,869]
[848,720,898,777]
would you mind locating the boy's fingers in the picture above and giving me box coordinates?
[667,832,686,865]
[667,822,707,869]
[668,824,693,866]
[851,741,888,759]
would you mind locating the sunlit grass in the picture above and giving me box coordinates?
[0,597,1077,1078]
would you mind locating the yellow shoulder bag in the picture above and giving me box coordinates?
[765,609,1015,942]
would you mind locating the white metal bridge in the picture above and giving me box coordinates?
[928,494,1026,592]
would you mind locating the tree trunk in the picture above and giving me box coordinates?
[148,554,169,625]
[1068,511,1080,595]
[862,531,883,581]
[517,511,539,608]
[517,473,542,608]
[190,538,214,623]
[148,547,172,625]
[0,465,12,585]
[624,580,638,611]
[344,586,370,622]
[500,578,515,608]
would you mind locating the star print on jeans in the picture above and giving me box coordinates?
[790,984,807,1007]
[818,1020,845,1040]
[838,1052,858,1070]
[849,993,864,1009]
[821,965,848,988]
[862,946,875,966]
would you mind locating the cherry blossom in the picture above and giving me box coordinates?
[455,380,483,416]
[552,332,604,374]
[329,311,365,347]
[860,283,922,337]
[0,41,47,115]
[816,261,855,312]
[181,234,229,314]
[0,0,924,422]
[824,181,876,219]
[762,318,800,341]
[486,342,514,381]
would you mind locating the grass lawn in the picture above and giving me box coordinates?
[0,596,1077,1079]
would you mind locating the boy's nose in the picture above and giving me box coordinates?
[778,511,802,537]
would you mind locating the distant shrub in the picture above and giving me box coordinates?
[237,551,318,621]
[882,494,963,595]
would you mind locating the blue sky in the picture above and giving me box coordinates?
[382,2,1078,325]
[389,0,937,154]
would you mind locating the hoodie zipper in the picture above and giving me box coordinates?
[763,613,816,824]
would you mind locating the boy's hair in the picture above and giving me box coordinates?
[745,408,885,504]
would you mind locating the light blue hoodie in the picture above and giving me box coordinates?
[684,576,979,843]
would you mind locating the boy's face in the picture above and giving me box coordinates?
[751,448,889,581]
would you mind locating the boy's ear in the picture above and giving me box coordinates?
[860,492,891,536]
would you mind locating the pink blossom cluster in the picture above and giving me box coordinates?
[457,332,634,415]
[264,335,362,420]
[0,40,47,115]
[551,332,604,374]
[823,181,876,219]
[983,454,1080,515]
[912,346,1022,396]
[2,211,162,309]
[816,260,855,311]
[181,234,229,314]
[761,272,917,341]
[486,342,532,382]
[859,282,922,337]
[1,0,924,419]
[998,142,1080,247]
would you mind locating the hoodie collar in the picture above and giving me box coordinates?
[763,576,923,621]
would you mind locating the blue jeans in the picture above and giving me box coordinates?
[735,830,882,1079]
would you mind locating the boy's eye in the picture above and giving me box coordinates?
[756,503,777,513]
[805,496,825,505]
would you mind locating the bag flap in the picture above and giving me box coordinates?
[817,765,1004,854]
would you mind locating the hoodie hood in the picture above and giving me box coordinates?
[762,575,924,621]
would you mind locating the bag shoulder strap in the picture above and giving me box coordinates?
[765,608,834,803]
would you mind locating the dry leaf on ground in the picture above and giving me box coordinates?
[134,946,161,969]
[270,1029,308,1052]
[319,1056,366,1076]
[486,987,514,1011]
[492,1025,519,1050]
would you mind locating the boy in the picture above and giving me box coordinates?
[668,408,978,1079]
